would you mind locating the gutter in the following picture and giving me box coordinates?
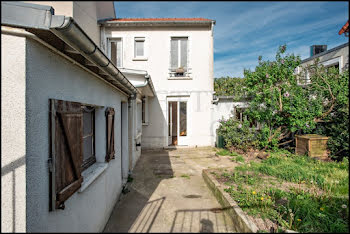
[50,17,137,96]
[1,1,138,96]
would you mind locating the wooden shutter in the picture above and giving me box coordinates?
[49,99,83,210]
[105,107,115,162]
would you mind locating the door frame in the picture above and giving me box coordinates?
[167,96,189,146]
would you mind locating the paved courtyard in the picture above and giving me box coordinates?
[103,147,238,233]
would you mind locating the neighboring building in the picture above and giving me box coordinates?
[100,18,216,148]
[295,42,349,85]
[1,1,154,232]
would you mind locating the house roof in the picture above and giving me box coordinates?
[338,20,349,36]
[108,17,213,22]
[301,42,349,64]
[99,17,216,25]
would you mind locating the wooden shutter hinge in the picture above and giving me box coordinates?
[48,158,53,172]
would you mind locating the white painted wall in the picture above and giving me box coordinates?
[211,100,249,145]
[1,33,129,232]
[104,24,215,148]
[1,33,27,233]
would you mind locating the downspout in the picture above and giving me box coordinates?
[49,16,138,96]
[133,74,156,96]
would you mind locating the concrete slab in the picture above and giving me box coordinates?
[103,147,238,233]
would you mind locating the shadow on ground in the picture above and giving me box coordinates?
[103,147,236,233]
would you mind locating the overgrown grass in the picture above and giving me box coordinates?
[216,150,349,232]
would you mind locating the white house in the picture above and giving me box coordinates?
[1,1,155,232]
[100,17,216,148]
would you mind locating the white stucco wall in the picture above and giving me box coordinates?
[211,100,249,145]
[16,36,127,232]
[104,25,215,148]
[1,33,27,233]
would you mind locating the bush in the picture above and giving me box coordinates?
[217,118,259,152]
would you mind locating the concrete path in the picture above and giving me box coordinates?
[103,147,238,233]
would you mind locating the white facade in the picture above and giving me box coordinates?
[102,21,216,148]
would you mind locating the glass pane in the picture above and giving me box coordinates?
[180,39,188,70]
[170,39,178,69]
[180,102,187,136]
[135,41,144,57]
[83,136,93,161]
[83,111,92,135]
[111,41,117,66]
[116,39,122,67]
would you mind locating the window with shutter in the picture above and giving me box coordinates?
[49,99,84,210]
[170,37,188,76]
[105,107,115,162]
[82,106,96,170]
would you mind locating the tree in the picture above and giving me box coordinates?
[243,45,349,153]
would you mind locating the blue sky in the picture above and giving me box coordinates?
[114,1,349,78]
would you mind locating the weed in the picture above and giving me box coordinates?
[216,149,231,156]
[181,174,191,179]
[216,150,349,232]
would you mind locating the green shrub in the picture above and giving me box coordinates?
[217,118,259,152]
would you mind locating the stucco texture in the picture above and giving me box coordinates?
[1,33,27,233]
[24,37,126,232]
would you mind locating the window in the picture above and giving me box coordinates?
[49,99,115,210]
[170,37,188,76]
[108,38,122,67]
[134,37,145,58]
[82,105,96,171]
[141,96,149,125]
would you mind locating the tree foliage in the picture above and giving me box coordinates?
[214,77,246,100]
[218,44,349,159]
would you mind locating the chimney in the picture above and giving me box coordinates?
[310,45,327,57]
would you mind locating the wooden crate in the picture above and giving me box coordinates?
[295,134,329,159]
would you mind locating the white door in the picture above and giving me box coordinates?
[168,97,189,146]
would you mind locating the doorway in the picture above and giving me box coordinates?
[168,98,188,146]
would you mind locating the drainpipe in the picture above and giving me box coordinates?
[134,74,150,88]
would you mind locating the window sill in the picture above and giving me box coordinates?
[168,77,192,80]
[79,162,108,193]
[132,57,148,61]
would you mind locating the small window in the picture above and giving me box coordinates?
[134,37,145,58]
[82,106,96,171]
[141,96,149,125]
[108,38,122,67]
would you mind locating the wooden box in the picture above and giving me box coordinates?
[295,134,329,159]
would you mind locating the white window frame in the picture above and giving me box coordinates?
[133,37,147,61]
[169,36,191,78]
[321,56,342,73]
[107,37,123,68]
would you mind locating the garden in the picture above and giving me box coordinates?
[213,45,349,232]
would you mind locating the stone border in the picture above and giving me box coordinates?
[202,168,259,233]
[203,168,298,233]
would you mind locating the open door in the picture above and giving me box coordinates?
[168,98,188,146]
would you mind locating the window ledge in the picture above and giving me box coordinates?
[79,162,108,193]
[132,57,148,61]
[168,77,192,80]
